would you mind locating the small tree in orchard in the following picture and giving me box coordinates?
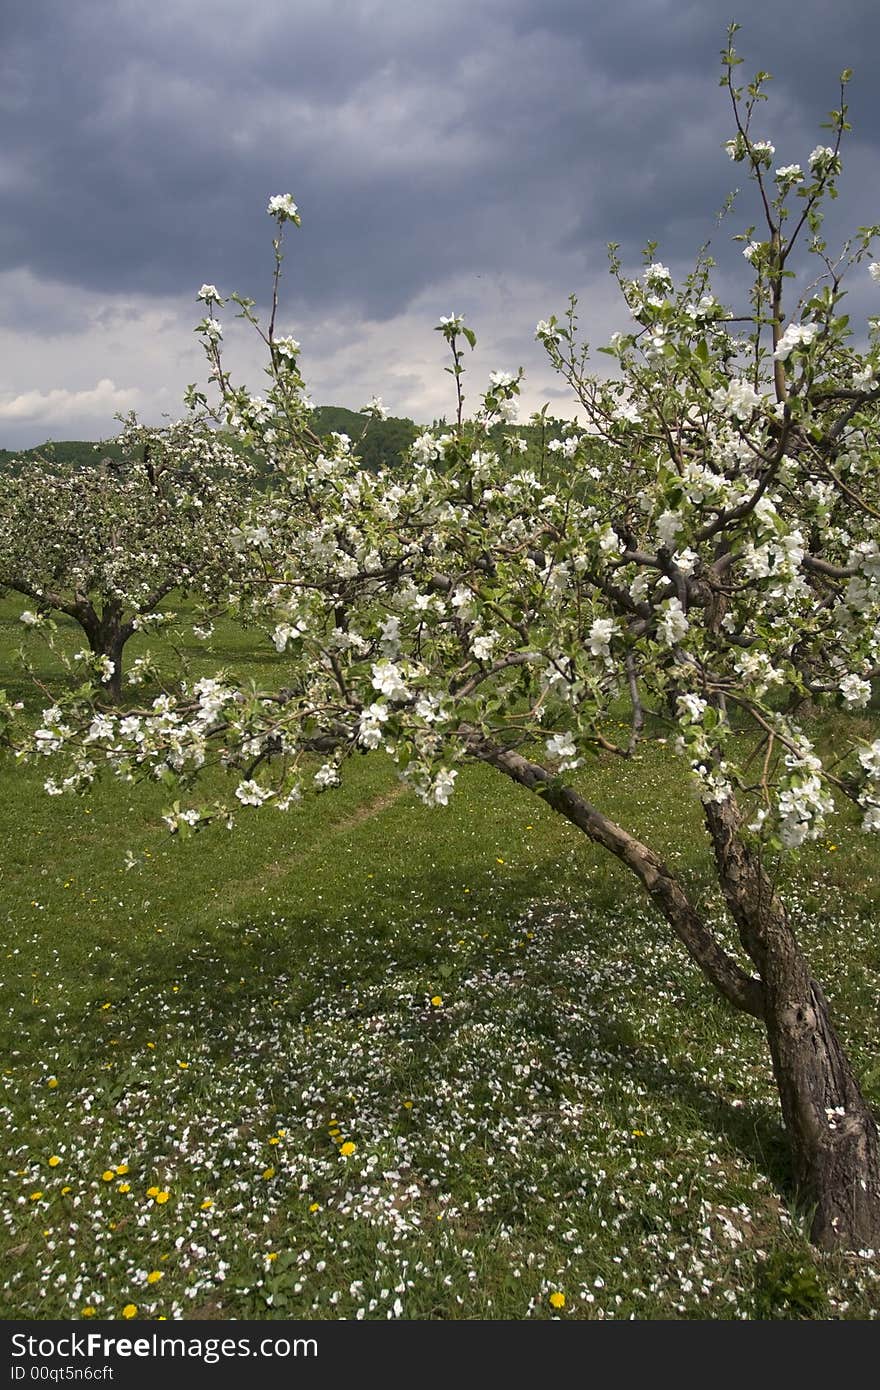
[0,414,255,700]
[10,30,880,1249]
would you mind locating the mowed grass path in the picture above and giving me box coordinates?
[1,595,879,1320]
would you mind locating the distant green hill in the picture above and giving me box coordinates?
[0,407,420,476]
[0,439,129,474]
[309,406,419,471]
[0,411,608,482]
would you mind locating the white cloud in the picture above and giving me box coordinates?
[0,378,140,425]
[0,245,636,451]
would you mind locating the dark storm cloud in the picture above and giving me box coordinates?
[3,0,878,327]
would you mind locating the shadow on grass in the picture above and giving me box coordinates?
[616,1045,792,1200]
[16,879,797,1211]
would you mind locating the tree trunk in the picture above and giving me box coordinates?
[104,634,124,702]
[624,650,645,757]
[704,798,880,1251]
[468,731,880,1251]
[87,621,125,702]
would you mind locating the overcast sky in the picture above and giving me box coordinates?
[2,0,879,448]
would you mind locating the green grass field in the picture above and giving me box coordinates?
[1,594,879,1320]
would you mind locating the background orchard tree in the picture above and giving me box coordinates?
[12,31,880,1250]
[0,414,255,700]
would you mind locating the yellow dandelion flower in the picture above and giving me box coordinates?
[48,1155,61,1167]
[115,1164,129,1175]
[81,1307,96,1319]
[101,1170,115,1182]
[29,1191,43,1201]
[339,1142,356,1157]
[146,1042,156,1050]
[178,1061,189,1070]
[268,1137,280,1146]
[47,1078,58,1089]
[155,1191,170,1205]
[118,1183,131,1194]
[430,996,443,1008]
[122,1304,137,1320]
[309,1202,321,1212]
[261,1167,276,1180]
[61,1186,72,1195]
[549,1291,566,1309]
[496,857,505,865]
[200,1199,213,1210]
[631,1129,646,1138]
[403,1100,414,1110]
[146,1186,159,1198]
[146,1271,163,1285]
[266,1252,278,1263]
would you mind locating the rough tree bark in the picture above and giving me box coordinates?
[471,733,880,1251]
[624,651,645,757]
[83,605,126,702]
[704,797,880,1251]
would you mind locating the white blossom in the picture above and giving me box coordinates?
[840,673,871,709]
[858,741,880,778]
[535,319,561,343]
[235,780,270,807]
[657,598,689,647]
[429,768,458,806]
[371,660,410,702]
[358,702,390,749]
[809,145,838,172]
[274,336,301,360]
[673,548,699,576]
[267,193,300,222]
[677,693,707,722]
[471,633,497,662]
[546,732,576,760]
[712,378,764,419]
[656,511,684,549]
[587,617,616,657]
[773,321,819,362]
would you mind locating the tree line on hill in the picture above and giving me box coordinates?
[0,405,421,477]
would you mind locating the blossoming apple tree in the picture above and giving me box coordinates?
[9,30,880,1249]
[0,414,255,700]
